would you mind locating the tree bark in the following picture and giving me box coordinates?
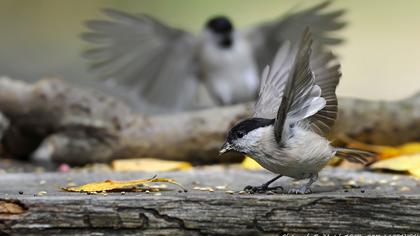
[0,77,419,165]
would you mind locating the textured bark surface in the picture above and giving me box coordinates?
[0,77,419,165]
[0,167,419,235]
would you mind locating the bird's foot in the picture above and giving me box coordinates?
[244,184,283,194]
[288,186,312,194]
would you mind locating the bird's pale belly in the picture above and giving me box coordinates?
[253,152,331,179]
[206,69,258,104]
[250,130,334,180]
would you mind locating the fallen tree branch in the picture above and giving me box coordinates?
[0,77,419,165]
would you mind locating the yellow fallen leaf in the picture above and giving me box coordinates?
[398,143,420,155]
[112,158,192,172]
[409,168,420,178]
[241,156,262,170]
[370,153,420,178]
[62,176,187,192]
[340,135,420,160]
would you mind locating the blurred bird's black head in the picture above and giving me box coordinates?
[206,16,234,34]
[206,16,234,48]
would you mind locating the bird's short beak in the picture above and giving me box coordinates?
[219,142,232,156]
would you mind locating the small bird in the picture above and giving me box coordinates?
[219,28,374,194]
[81,1,346,112]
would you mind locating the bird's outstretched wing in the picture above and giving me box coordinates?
[309,51,340,135]
[245,1,346,71]
[81,9,199,110]
[254,29,341,143]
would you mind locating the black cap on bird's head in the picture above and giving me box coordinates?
[206,16,234,48]
[219,118,274,155]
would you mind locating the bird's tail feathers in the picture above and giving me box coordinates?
[334,147,376,165]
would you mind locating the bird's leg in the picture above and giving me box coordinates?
[244,175,283,194]
[288,174,318,194]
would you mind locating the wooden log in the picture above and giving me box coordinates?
[0,167,419,234]
[0,77,419,165]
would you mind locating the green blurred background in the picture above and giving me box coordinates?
[0,0,419,100]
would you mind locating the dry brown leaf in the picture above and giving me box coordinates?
[0,201,25,214]
[62,176,187,193]
[112,158,192,172]
[370,153,420,177]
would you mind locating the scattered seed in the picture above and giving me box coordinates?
[87,192,98,195]
[225,190,235,194]
[389,182,397,186]
[379,179,388,184]
[215,185,227,190]
[121,192,126,195]
[360,190,365,193]
[319,181,335,187]
[194,187,214,192]
[154,193,162,196]
[392,175,400,181]
[400,186,411,192]
[346,180,357,186]
[145,190,150,194]
[320,176,330,182]
[18,191,23,195]
[37,191,47,196]
[344,180,359,189]
[366,180,375,184]
[238,191,246,195]
[39,180,46,185]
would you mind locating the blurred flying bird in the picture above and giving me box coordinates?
[81,1,346,112]
[219,29,374,194]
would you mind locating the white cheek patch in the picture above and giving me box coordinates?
[234,126,273,151]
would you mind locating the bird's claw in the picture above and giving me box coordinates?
[288,187,312,194]
[244,185,283,194]
[244,185,264,194]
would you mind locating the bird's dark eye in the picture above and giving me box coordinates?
[237,131,245,138]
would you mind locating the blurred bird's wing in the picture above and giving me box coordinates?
[252,40,293,119]
[245,1,346,71]
[81,9,199,110]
